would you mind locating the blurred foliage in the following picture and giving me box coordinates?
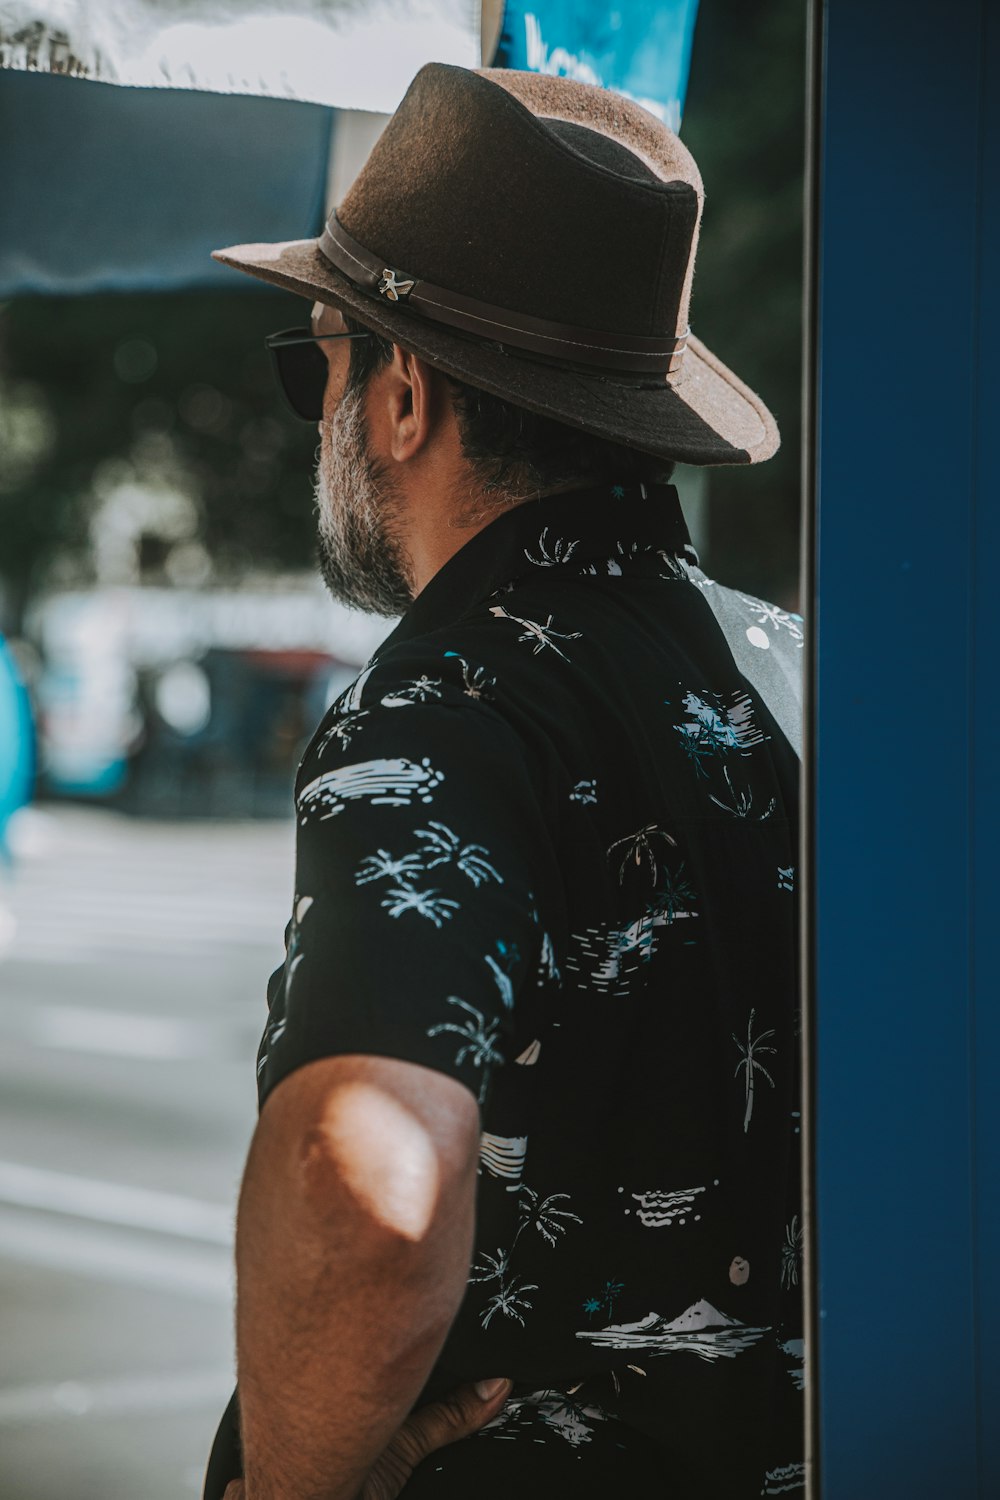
[0,0,805,629]
[682,0,806,606]
[0,287,319,627]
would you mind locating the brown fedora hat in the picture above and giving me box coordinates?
[213,64,779,467]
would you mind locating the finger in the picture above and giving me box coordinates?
[391,1379,513,1467]
[222,1483,245,1500]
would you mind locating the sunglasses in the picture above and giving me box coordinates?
[264,327,373,422]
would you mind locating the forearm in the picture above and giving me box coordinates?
[234,1059,479,1500]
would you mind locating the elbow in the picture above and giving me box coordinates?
[293,1075,479,1250]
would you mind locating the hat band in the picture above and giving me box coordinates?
[319,217,688,377]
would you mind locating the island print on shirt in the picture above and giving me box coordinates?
[575,1297,770,1363]
[476,1389,613,1450]
[564,873,699,996]
[669,684,770,779]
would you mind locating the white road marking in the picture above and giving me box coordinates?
[0,1207,231,1303]
[0,1367,234,1423]
[0,1160,233,1244]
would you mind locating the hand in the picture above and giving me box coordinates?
[356,1379,513,1500]
[220,1379,513,1500]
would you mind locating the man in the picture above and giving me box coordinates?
[207,63,803,1500]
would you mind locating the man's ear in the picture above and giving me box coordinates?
[382,346,448,464]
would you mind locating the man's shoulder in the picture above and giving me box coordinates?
[296,627,527,791]
[331,629,509,718]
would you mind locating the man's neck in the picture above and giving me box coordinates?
[403,472,590,599]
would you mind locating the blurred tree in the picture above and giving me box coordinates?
[0,287,319,630]
[681,0,806,607]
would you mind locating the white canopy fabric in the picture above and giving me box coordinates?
[0,0,482,113]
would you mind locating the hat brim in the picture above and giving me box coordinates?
[212,237,779,467]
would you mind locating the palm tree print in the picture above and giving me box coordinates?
[480,1275,539,1330]
[583,1278,625,1320]
[738,594,805,646]
[355,822,501,900]
[781,1215,803,1290]
[671,688,767,778]
[524,528,580,566]
[489,603,582,661]
[537,928,560,984]
[514,1186,582,1247]
[733,1009,777,1133]
[469,1247,538,1331]
[380,675,443,706]
[607,823,678,885]
[415,821,502,886]
[469,1246,509,1285]
[708,766,777,821]
[603,540,648,576]
[676,729,716,778]
[644,862,699,927]
[485,951,515,1011]
[317,709,370,757]
[381,884,460,927]
[354,848,425,886]
[443,652,496,701]
[427,997,504,1083]
[657,549,687,580]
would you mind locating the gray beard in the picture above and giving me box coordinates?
[313,382,415,617]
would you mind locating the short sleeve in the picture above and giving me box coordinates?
[256,660,554,1111]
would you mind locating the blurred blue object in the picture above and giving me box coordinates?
[0,70,331,295]
[0,638,34,854]
[496,0,699,129]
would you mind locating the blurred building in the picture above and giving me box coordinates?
[29,582,387,816]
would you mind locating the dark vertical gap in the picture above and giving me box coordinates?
[969,5,986,1492]
[799,0,824,1495]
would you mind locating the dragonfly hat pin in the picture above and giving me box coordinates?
[213,63,779,469]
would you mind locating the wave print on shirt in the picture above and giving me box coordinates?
[631,1184,708,1227]
[762,1461,806,1494]
[297,758,444,823]
[479,1132,528,1184]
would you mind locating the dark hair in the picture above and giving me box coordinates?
[344,317,673,498]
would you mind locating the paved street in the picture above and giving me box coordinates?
[0,807,296,1500]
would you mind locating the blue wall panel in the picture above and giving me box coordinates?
[815,0,991,1493]
[971,6,999,1493]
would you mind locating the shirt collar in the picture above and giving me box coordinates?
[378,480,695,652]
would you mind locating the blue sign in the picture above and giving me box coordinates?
[496,1,700,130]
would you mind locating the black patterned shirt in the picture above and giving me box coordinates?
[252,481,803,1498]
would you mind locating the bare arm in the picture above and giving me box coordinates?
[234,1053,481,1500]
